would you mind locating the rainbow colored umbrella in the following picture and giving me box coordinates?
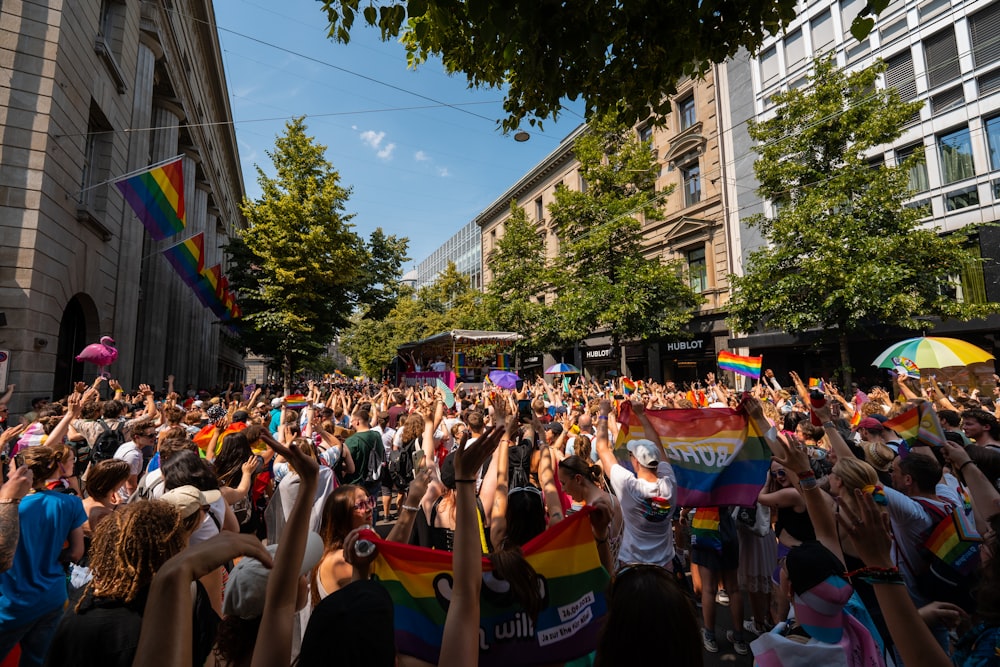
[545,363,580,375]
[872,336,994,370]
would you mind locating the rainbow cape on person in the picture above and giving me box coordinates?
[717,351,762,379]
[615,402,771,506]
[367,508,609,667]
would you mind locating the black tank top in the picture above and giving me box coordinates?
[774,505,816,542]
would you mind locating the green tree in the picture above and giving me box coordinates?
[226,118,407,388]
[727,57,994,385]
[341,262,488,377]
[548,113,703,354]
[318,0,891,132]
[484,202,554,354]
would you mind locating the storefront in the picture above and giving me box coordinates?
[660,334,716,384]
[581,343,619,381]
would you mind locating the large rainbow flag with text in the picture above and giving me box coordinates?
[115,158,186,240]
[615,403,772,506]
[368,508,609,666]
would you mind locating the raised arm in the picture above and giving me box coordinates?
[595,399,618,475]
[538,446,563,526]
[45,393,82,447]
[943,441,1000,535]
[631,400,664,459]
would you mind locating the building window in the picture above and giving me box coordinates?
[759,47,779,87]
[579,172,588,193]
[688,247,707,293]
[785,29,805,73]
[896,143,930,192]
[885,50,918,101]
[680,157,701,207]
[986,115,1000,170]
[80,102,113,215]
[638,125,653,143]
[924,28,961,89]
[931,86,965,114]
[938,127,976,184]
[879,17,908,46]
[945,185,980,211]
[840,0,867,39]
[678,96,696,131]
[534,197,544,222]
[970,2,1000,68]
[811,10,835,53]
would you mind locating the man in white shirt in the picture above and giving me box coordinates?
[595,399,677,568]
[114,425,155,501]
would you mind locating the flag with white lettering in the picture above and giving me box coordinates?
[615,403,771,506]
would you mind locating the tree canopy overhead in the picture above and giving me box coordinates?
[727,57,994,384]
[226,117,408,387]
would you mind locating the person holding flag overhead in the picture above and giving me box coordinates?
[594,399,677,570]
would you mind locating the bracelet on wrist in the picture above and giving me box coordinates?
[845,566,903,585]
[595,536,608,545]
[0,498,20,505]
[796,469,816,480]
[799,477,819,490]
[958,460,976,474]
[401,504,420,512]
[597,415,609,421]
[822,420,835,428]
[454,479,476,484]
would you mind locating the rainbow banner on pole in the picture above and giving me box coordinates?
[615,402,771,506]
[496,353,511,370]
[115,158,186,240]
[884,401,947,452]
[717,351,763,379]
[368,509,609,667]
[162,233,205,287]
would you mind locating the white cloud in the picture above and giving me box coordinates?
[360,130,386,149]
[438,167,450,177]
[414,150,429,162]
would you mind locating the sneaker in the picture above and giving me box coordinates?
[701,628,718,653]
[727,630,749,655]
[715,588,730,606]
[743,618,764,635]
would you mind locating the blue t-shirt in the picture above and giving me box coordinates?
[0,490,87,625]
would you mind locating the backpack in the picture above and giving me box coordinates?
[366,432,386,483]
[91,419,125,464]
[912,497,982,612]
[388,438,417,489]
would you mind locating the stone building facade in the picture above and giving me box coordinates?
[475,67,733,383]
[0,0,245,412]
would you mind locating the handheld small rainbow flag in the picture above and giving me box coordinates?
[621,378,636,395]
[368,508,609,666]
[884,402,947,450]
[192,421,248,454]
[808,378,826,391]
[849,409,862,427]
[919,500,982,576]
[284,394,308,409]
[115,157,186,240]
[717,351,762,379]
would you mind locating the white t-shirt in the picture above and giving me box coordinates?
[885,480,961,601]
[609,461,677,567]
[189,494,228,545]
[113,441,143,502]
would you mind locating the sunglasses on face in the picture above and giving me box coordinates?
[771,469,786,478]
[353,498,375,511]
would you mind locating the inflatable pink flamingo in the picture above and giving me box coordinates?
[76,336,118,377]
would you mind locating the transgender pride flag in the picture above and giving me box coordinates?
[615,402,772,506]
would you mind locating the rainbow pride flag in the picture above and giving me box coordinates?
[918,500,982,575]
[717,351,762,379]
[284,394,308,409]
[368,509,609,666]
[884,402,946,451]
[115,158,186,240]
[192,421,248,454]
[496,353,511,370]
[849,409,862,427]
[621,378,636,395]
[615,402,771,506]
[453,352,466,373]
[162,233,205,288]
[808,378,826,391]
[691,507,722,553]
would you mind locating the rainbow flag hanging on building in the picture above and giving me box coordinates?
[717,351,762,379]
[884,402,947,451]
[115,158,186,240]
[162,233,205,288]
[368,508,609,667]
[615,402,771,506]
[452,352,466,373]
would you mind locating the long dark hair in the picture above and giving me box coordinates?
[596,565,702,667]
[559,455,602,485]
[162,450,221,492]
[214,432,253,487]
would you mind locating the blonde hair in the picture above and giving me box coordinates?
[832,458,878,494]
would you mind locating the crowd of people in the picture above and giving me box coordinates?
[0,367,998,667]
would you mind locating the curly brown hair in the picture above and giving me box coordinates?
[83,500,186,607]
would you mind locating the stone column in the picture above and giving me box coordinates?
[114,35,159,388]
[134,100,182,386]
[183,181,210,386]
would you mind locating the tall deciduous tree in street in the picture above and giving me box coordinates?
[226,117,408,388]
[484,203,555,355]
[727,57,994,385]
[547,113,703,356]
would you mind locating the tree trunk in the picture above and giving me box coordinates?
[838,333,853,389]
[283,353,293,394]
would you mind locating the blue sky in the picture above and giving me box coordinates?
[213,0,586,270]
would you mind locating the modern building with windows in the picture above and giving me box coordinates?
[1,0,245,411]
[412,219,482,290]
[476,68,734,382]
[719,0,1000,380]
